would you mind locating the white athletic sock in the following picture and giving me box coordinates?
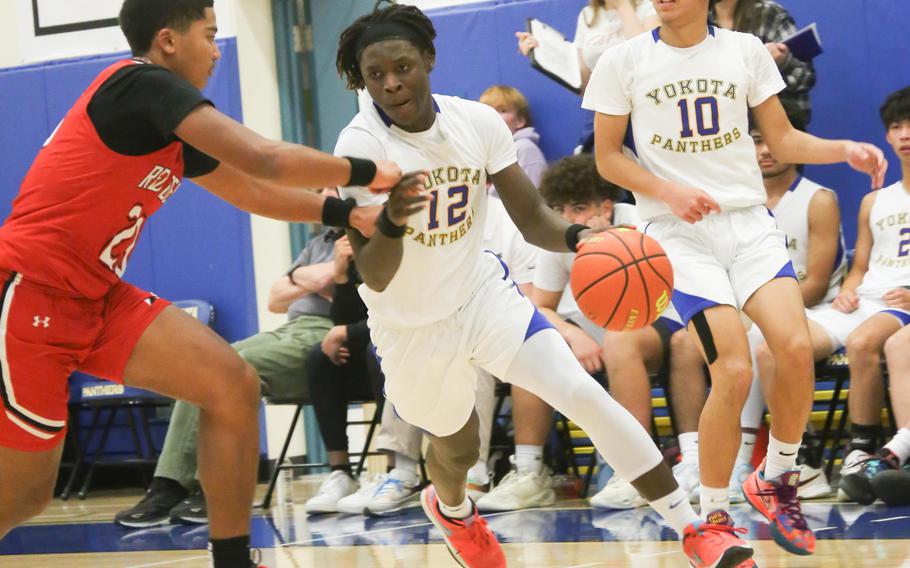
[650,486,698,535]
[736,432,757,466]
[678,432,699,466]
[763,434,801,480]
[884,428,910,464]
[391,453,420,485]
[515,445,544,475]
[699,485,730,517]
[438,495,473,519]
[467,460,489,484]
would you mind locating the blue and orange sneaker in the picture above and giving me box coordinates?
[420,485,505,568]
[682,510,753,568]
[742,460,815,555]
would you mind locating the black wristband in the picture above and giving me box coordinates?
[286,266,299,286]
[377,205,407,238]
[345,157,377,187]
[565,224,589,252]
[322,196,356,228]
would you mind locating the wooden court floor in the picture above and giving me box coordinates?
[2,478,909,567]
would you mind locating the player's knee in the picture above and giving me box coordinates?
[713,357,753,402]
[209,358,260,413]
[777,335,814,374]
[884,333,904,361]
[846,331,880,360]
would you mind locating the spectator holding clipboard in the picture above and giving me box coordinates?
[711,0,818,123]
[516,1,659,95]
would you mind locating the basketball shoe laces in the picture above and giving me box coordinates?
[858,450,900,475]
[449,512,495,549]
[753,481,808,531]
[693,521,748,542]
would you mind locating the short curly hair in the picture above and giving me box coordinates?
[539,154,624,208]
[336,1,436,91]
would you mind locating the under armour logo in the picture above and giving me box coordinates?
[33,316,50,328]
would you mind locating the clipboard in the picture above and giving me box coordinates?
[527,18,582,94]
[781,22,822,61]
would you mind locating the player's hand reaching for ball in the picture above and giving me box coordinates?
[661,182,721,224]
[846,141,888,189]
[832,289,859,314]
[367,160,404,193]
[385,171,430,226]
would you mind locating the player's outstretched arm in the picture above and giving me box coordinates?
[753,95,887,189]
[346,172,429,292]
[192,162,378,235]
[176,104,402,192]
[592,112,719,224]
[491,163,580,252]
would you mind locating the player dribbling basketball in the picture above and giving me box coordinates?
[332,3,758,567]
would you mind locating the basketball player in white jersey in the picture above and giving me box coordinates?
[733,102,848,501]
[332,3,752,567]
[583,0,886,559]
[783,86,910,505]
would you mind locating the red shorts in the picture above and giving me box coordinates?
[0,270,169,452]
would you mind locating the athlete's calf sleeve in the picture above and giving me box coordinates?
[503,329,663,486]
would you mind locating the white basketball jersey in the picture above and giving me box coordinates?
[857,181,910,298]
[772,176,846,305]
[336,95,517,329]
[582,26,786,220]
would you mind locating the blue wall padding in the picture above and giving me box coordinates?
[0,38,258,343]
[426,0,910,247]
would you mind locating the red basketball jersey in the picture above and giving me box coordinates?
[0,60,186,299]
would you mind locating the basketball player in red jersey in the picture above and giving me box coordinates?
[0,1,415,567]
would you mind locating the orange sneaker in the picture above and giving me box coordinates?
[742,461,815,555]
[420,485,505,568]
[682,510,753,568]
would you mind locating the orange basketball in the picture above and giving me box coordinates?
[570,228,674,332]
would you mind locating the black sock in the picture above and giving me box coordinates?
[209,535,252,568]
[848,423,881,454]
[331,464,354,478]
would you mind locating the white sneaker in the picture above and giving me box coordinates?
[304,470,359,514]
[729,461,754,504]
[589,473,646,510]
[475,463,556,512]
[672,460,701,504]
[796,463,832,499]
[837,449,870,502]
[336,473,387,515]
[364,474,421,516]
[466,471,492,502]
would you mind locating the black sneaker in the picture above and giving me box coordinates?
[114,478,188,528]
[839,448,899,505]
[870,464,910,507]
[169,489,208,524]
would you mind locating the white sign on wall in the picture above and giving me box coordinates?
[16,0,235,65]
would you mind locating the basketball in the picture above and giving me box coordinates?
[570,228,674,332]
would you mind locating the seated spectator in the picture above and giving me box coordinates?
[866,325,910,506]
[710,0,816,123]
[515,1,658,152]
[476,154,703,511]
[829,86,910,503]
[479,85,547,188]
[114,193,341,528]
[304,235,386,514]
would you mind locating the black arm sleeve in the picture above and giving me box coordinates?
[87,63,220,173]
[330,270,368,325]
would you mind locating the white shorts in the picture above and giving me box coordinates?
[642,205,794,324]
[370,253,551,436]
[806,296,910,351]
